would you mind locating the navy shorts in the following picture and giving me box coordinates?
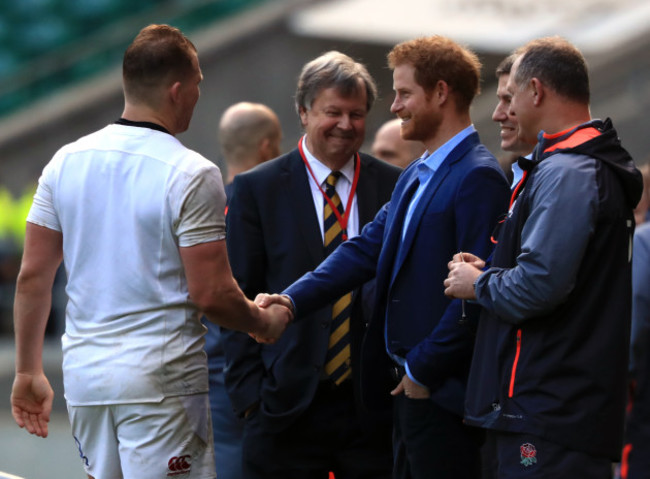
[480,430,612,478]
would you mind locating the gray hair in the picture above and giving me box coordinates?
[295,51,377,115]
[514,37,590,104]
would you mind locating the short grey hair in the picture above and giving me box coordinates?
[295,51,377,115]
[514,36,590,104]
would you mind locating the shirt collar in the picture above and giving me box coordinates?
[302,135,356,186]
[416,124,476,184]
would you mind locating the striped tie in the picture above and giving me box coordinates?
[323,172,352,385]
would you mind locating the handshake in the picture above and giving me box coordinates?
[250,293,295,344]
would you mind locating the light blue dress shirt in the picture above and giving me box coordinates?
[401,125,476,239]
[511,160,524,189]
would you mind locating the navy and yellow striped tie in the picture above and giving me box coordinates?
[323,172,352,385]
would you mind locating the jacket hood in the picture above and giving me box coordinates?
[573,118,642,209]
[530,118,643,209]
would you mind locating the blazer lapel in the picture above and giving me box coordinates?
[356,155,380,225]
[391,133,479,281]
[383,174,420,283]
[283,149,324,264]
[397,160,451,263]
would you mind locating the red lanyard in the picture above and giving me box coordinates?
[298,135,361,241]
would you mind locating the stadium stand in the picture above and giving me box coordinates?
[0,0,268,117]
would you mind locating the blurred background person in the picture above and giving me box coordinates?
[371,117,424,169]
[621,218,650,479]
[218,102,283,194]
[633,162,650,226]
[0,185,33,333]
[619,156,650,479]
[204,100,283,479]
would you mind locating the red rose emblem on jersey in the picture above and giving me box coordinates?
[520,443,537,467]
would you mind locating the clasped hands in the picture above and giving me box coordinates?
[250,293,294,344]
[443,252,485,300]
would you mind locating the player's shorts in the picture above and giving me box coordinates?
[67,393,215,479]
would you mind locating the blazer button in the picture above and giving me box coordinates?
[321,320,329,328]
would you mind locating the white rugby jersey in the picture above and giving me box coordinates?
[28,124,226,405]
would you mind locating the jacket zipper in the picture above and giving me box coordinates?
[508,329,522,397]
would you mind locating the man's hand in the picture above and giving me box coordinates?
[444,261,483,300]
[250,302,293,344]
[254,293,294,311]
[449,252,485,268]
[11,372,54,438]
[390,373,430,399]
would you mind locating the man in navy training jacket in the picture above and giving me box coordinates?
[445,36,643,478]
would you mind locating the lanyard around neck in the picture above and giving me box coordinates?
[298,135,361,241]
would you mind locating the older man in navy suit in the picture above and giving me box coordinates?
[259,36,510,479]
[223,52,401,479]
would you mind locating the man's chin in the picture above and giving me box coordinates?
[401,130,416,142]
[329,136,357,147]
[326,145,357,161]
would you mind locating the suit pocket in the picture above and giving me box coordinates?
[419,207,451,226]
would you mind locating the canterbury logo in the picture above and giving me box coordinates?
[167,455,192,476]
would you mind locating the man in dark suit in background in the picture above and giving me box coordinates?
[223,51,401,479]
[258,36,510,479]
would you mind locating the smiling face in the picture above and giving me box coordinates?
[390,63,441,149]
[506,57,539,146]
[492,74,532,155]
[299,83,367,169]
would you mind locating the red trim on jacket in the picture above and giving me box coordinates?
[508,329,522,397]
[543,127,600,153]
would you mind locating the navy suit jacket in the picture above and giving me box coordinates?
[284,131,510,415]
[222,148,401,431]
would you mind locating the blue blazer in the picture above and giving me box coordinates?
[285,132,510,415]
[222,148,401,431]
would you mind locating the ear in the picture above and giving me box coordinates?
[435,80,450,105]
[530,78,544,106]
[298,105,308,127]
[258,137,272,161]
[169,81,182,104]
